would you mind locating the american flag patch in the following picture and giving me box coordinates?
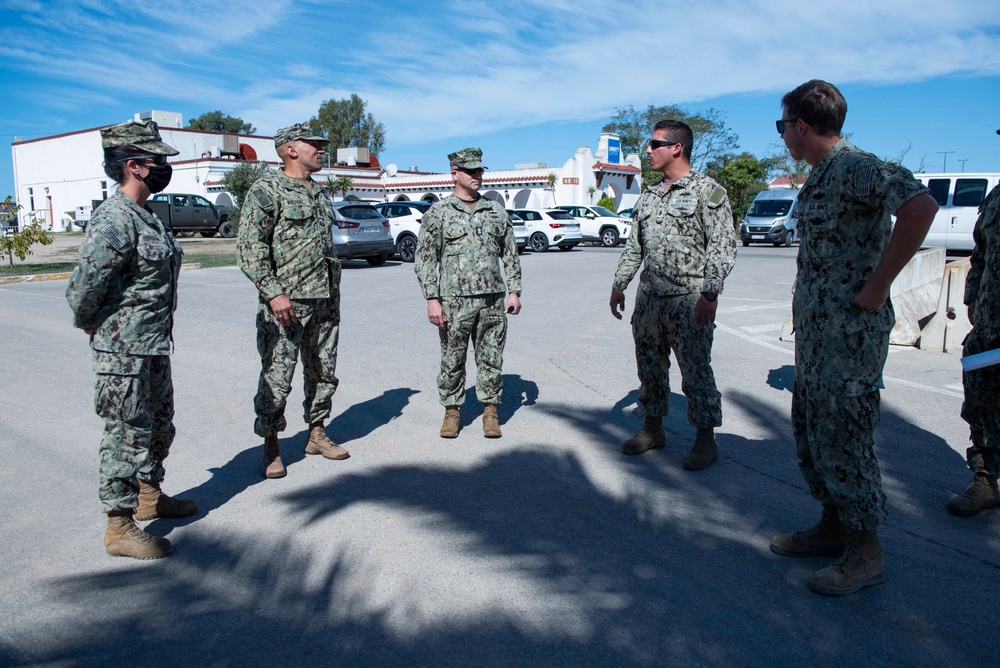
[853,163,877,196]
[251,188,273,210]
[100,226,128,251]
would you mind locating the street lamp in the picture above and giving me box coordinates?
[504,188,509,203]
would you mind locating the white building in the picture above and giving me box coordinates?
[11,110,641,229]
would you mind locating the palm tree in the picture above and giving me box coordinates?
[546,172,558,206]
[332,176,353,200]
[587,186,596,203]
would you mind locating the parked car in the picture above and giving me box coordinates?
[148,193,234,238]
[374,200,431,262]
[509,208,582,252]
[507,210,528,254]
[618,207,634,220]
[739,189,799,247]
[330,201,396,265]
[555,205,631,247]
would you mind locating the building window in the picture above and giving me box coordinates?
[100,181,108,200]
[28,187,34,210]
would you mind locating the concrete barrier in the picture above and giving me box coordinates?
[919,257,972,353]
[778,247,947,346]
[890,247,945,346]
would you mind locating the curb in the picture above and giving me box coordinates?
[0,263,203,285]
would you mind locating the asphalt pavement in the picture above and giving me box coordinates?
[0,244,995,667]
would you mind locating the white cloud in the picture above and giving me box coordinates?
[2,0,999,148]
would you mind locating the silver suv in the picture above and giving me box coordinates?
[330,201,396,266]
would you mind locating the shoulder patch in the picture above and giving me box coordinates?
[100,225,129,252]
[707,186,727,208]
[250,187,273,211]
[853,162,877,196]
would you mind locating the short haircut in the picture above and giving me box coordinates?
[102,146,152,183]
[781,80,847,137]
[652,119,693,161]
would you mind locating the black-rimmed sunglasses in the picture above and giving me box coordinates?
[646,139,680,150]
[775,118,799,134]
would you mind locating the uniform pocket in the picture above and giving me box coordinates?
[93,353,145,423]
[137,236,172,261]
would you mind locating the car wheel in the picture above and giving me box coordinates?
[366,253,389,266]
[529,232,549,252]
[397,234,417,262]
[782,230,792,247]
[741,239,750,247]
[600,227,620,247]
[200,230,217,238]
[218,220,235,238]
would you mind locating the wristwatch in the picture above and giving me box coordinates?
[701,291,718,302]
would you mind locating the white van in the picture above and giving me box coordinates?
[739,189,799,247]
[914,173,999,251]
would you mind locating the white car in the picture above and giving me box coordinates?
[509,208,583,252]
[374,200,432,262]
[555,205,631,247]
[507,210,529,253]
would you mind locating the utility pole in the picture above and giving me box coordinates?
[958,159,968,173]
[937,151,955,172]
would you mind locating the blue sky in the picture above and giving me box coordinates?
[2,0,1000,198]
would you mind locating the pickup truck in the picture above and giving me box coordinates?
[147,193,234,238]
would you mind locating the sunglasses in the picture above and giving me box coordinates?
[117,153,168,166]
[775,118,799,134]
[646,139,680,150]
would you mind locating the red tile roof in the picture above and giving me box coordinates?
[593,161,641,174]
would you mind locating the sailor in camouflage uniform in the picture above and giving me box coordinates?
[768,80,938,596]
[610,119,736,471]
[67,120,197,560]
[237,123,348,479]
[414,148,522,438]
[947,128,1000,517]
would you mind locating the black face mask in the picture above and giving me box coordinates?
[142,163,173,193]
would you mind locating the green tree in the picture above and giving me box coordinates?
[596,195,617,213]
[0,197,53,266]
[705,152,771,223]
[546,172,558,205]
[603,104,740,188]
[219,162,272,230]
[587,185,597,203]
[325,176,354,200]
[187,111,257,134]
[763,141,810,189]
[309,94,386,157]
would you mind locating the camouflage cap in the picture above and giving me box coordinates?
[448,147,487,170]
[274,122,329,148]
[100,120,179,155]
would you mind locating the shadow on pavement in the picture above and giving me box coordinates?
[16,390,1000,666]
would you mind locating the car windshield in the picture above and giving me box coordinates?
[410,203,431,213]
[592,206,617,217]
[338,206,382,220]
[545,211,575,220]
[747,199,792,217]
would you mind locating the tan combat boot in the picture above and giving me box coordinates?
[263,435,286,478]
[105,510,171,559]
[683,428,718,470]
[808,528,885,596]
[622,416,665,455]
[305,422,350,460]
[134,480,198,521]
[483,404,501,438]
[770,505,849,557]
[440,406,460,439]
[947,473,1000,516]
